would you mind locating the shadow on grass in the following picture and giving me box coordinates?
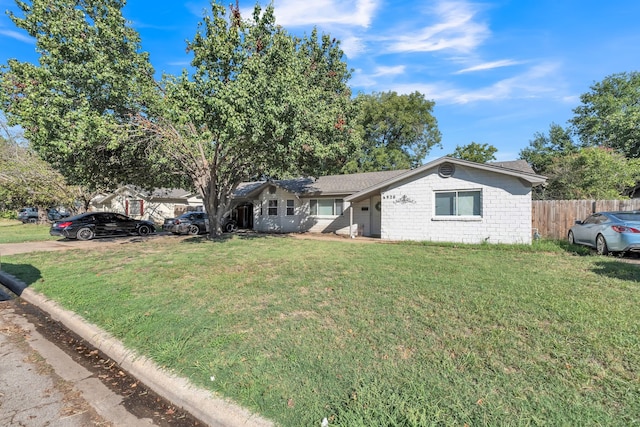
[0,262,42,299]
[178,231,291,245]
[591,258,640,282]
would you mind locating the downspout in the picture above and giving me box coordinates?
[349,201,355,238]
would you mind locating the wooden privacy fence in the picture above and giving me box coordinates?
[532,199,640,240]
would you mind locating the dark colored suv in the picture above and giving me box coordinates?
[18,207,69,223]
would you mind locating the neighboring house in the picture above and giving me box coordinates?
[90,186,204,223]
[91,156,546,244]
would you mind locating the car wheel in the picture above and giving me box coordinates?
[596,234,609,255]
[188,224,200,235]
[138,225,151,237]
[76,227,94,241]
[28,218,37,224]
[225,222,238,233]
[567,230,575,244]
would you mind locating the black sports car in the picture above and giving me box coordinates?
[50,212,155,240]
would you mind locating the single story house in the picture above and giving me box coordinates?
[93,157,546,244]
[243,157,546,244]
[90,186,204,223]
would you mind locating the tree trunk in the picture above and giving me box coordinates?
[202,179,224,239]
[36,206,48,224]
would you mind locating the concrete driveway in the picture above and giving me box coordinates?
[0,235,163,256]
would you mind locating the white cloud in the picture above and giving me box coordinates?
[372,65,405,77]
[456,59,523,74]
[387,62,564,105]
[0,29,33,44]
[383,1,489,54]
[337,36,366,58]
[350,65,406,88]
[271,0,379,28]
[453,62,563,104]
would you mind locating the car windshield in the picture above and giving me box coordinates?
[612,213,640,222]
[180,212,206,219]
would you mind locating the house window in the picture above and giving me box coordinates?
[268,200,278,216]
[286,200,295,216]
[435,190,481,216]
[310,199,344,216]
[127,199,143,216]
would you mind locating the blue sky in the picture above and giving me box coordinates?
[1,0,639,162]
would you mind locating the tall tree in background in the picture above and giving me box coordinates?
[1,1,357,237]
[571,71,640,158]
[343,91,441,172]
[542,147,640,200]
[519,123,577,174]
[450,142,497,163]
[0,121,76,215]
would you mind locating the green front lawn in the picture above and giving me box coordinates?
[3,236,639,426]
[0,219,59,243]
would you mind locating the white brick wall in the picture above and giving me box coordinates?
[380,165,533,244]
[249,165,534,243]
[252,186,353,234]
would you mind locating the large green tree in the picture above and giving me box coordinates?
[0,0,171,191]
[450,142,497,163]
[571,71,640,158]
[519,123,577,174]
[0,121,76,216]
[540,147,640,200]
[342,91,441,172]
[1,1,357,237]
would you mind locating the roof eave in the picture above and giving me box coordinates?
[345,156,547,202]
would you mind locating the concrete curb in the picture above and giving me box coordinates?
[16,287,273,427]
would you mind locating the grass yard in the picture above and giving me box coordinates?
[0,219,60,243]
[2,235,639,426]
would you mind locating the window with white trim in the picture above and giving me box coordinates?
[286,200,295,216]
[127,199,143,216]
[268,199,278,216]
[310,199,344,216]
[435,190,481,216]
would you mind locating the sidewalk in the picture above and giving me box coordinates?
[0,299,153,427]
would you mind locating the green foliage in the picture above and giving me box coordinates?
[2,1,358,237]
[135,2,358,236]
[571,71,640,158]
[0,0,173,191]
[542,147,640,199]
[343,91,441,172]
[0,211,17,220]
[450,141,497,163]
[0,125,75,210]
[519,123,578,174]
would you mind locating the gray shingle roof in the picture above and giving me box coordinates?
[275,170,408,196]
[487,160,536,175]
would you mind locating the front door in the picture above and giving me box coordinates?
[370,195,381,237]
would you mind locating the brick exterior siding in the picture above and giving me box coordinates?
[380,165,533,244]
